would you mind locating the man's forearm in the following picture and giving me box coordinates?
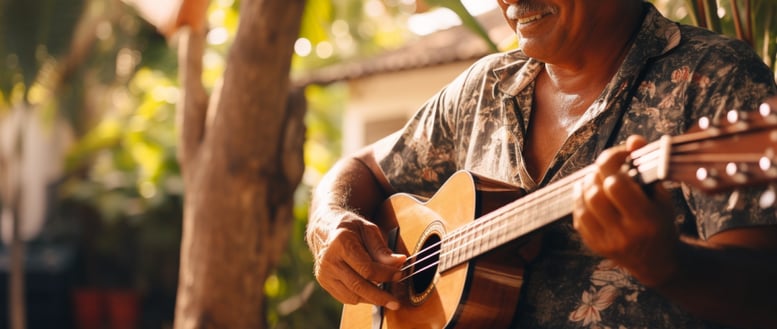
[306,155,390,254]
[652,236,777,329]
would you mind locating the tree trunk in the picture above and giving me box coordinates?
[173,0,306,327]
[8,195,25,329]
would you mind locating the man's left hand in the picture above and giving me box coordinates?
[573,135,681,287]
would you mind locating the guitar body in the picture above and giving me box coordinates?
[340,171,533,329]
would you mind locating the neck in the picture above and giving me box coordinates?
[545,3,644,94]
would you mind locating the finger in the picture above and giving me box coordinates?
[582,178,622,224]
[338,233,402,283]
[574,176,611,247]
[601,173,652,219]
[337,265,400,309]
[595,148,631,180]
[360,224,406,266]
[319,273,360,304]
[573,200,608,250]
[625,135,647,152]
[316,255,400,309]
[600,173,668,240]
[594,135,648,181]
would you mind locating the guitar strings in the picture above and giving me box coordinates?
[396,165,599,282]
[395,182,569,281]
[400,240,442,272]
[396,142,669,282]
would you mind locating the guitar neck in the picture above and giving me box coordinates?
[437,137,670,272]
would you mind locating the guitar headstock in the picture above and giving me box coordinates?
[634,102,777,203]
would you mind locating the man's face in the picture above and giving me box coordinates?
[495,0,612,62]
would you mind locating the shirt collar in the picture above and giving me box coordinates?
[492,2,681,97]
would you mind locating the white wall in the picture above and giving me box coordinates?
[341,60,475,155]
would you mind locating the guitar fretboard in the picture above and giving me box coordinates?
[437,138,668,272]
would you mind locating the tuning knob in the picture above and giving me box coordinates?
[759,155,777,178]
[698,116,711,129]
[727,110,742,123]
[760,102,777,124]
[760,185,776,209]
[696,116,723,137]
[725,162,750,184]
[726,110,749,130]
[696,167,718,189]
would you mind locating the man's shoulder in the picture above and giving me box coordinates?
[468,50,531,74]
[673,23,759,59]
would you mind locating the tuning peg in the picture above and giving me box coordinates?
[725,162,750,184]
[698,116,711,129]
[759,102,777,123]
[726,110,750,130]
[759,153,777,178]
[697,116,722,135]
[695,167,719,189]
[726,110,742,123]
[759,185,776,209]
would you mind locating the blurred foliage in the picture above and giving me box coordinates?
[62,66,181,221]
[0,0,84,96]
[653,0,776,73]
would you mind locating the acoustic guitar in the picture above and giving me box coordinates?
[339,106,777,329]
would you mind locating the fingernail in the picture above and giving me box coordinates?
[386,301,399,310]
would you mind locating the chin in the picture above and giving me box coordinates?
[518,40,540,58]
[519,39,555,62]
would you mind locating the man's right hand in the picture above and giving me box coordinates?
[310,209,406,310]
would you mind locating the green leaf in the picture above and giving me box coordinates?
[424,0,498,52]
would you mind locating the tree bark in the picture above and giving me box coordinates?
[173,0,306,328]
[9,205,25,329]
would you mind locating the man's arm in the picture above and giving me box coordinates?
[663,227,777,328]
[306,136,406,310]
[574,133,777,329]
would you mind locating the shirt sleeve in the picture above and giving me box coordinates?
[374,68,468,197]
[680,37,777,239]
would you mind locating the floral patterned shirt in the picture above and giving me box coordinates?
[375,3,777,328]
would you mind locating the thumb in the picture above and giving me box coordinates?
[361,225,406,265]
[626,135,647,152]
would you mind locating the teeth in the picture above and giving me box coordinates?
[517,14,543,24]
[506,5,548,25]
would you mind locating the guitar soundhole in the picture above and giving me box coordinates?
[409,234,440,304]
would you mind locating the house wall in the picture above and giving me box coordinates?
[342,60,475,155]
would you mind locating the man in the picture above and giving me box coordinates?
[307,0,777,327]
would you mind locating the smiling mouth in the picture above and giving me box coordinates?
[517,13,546,24]
[506,5,554,25]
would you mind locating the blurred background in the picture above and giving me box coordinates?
[0,0,774,328]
